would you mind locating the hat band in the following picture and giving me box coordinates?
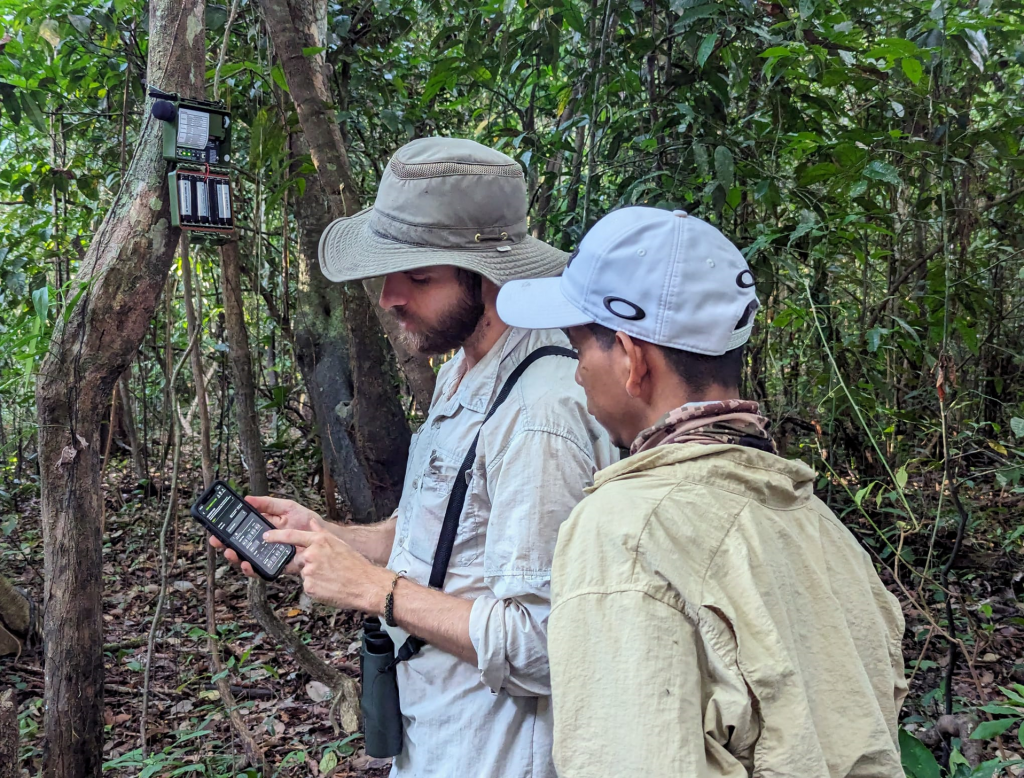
[368,209,527,250]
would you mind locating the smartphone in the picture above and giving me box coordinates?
[191,480,295,581]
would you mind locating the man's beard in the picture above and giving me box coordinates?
[395,286,485,356]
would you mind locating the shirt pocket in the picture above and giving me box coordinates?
[405,446,484,568]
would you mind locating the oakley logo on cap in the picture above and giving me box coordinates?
[603,296,646,321]
[737,269,756,288]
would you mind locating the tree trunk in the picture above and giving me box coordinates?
[532,98,576,243]
[181,238,214,488]
[259,0,414,517]
[33,2,204,775]
[118,372,146,481]
[290,135,376,521]
[220,241,269,497]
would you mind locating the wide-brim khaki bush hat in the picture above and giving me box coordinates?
[319,137,567,286]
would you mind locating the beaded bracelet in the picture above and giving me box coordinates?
[384,570,405,628]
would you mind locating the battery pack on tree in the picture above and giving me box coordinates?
[168,167,234,233]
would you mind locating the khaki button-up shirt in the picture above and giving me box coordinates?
[549,443,907,777]
[384,327,618,778]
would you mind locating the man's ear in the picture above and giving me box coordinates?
[616,331,650,399]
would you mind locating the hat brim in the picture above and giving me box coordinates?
[318,208,568,286]
[496,277,595,330]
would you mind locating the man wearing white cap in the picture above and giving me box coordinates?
[497,206,907,777]
[211,137,616,778]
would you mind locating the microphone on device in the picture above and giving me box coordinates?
[151,100,177,123]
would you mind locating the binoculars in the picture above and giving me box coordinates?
[360,616,404,758]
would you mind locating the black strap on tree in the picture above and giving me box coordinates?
[388,346,577,669]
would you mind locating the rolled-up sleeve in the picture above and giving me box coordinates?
[468,428,598,696]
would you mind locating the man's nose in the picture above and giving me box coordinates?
[574,364,583,387]
[379,274,406,310]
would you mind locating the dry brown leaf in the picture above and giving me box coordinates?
[305,680,331,703]
[56,445,77,469]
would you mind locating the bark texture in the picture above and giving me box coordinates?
[290,135,376,521]
[219,240,269,496]
[33,2,204,775]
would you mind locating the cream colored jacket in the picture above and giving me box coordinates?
[549,443,907,777]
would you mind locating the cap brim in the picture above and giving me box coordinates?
[497,277,595,330]
[319,208,568,286]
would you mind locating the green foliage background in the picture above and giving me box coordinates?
[1,0,1023,773]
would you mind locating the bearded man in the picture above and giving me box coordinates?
[211,137,617,778]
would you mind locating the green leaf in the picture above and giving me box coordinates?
[798,162,839,186]
[206,5,228,31]
[862,160,901,187]
[169,765,206,776]
[969,718,1016,739]
[854,483,874,506]
[1010,418,1024,438]
[39,19,61,48]
[380,109,400,132]
[0,86,22,126]
[714,145,735,189]
[957,320,979,355]
[302,46,326,57]
[899,729,940,778]
[32,286,48,323]
[697,33,719,68]
[21,93,47,134]
[676,4,720,25]
[271,63,289,93]
[866,327,882,352]
[759,46,792,58]
[319,751,339,774]
[562,1,586,35]
[895,466,908,489]
[901,57,923,84]
[68,14,92,35]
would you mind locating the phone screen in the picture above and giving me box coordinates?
[195,483,292,577]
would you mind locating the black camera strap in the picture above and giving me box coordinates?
[389,346,577,668]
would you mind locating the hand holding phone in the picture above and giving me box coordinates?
[192,481,295,580]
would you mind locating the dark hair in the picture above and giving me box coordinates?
[455,267,483,299]
[585,323,744,394]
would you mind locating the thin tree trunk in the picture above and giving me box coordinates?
[220,241,268,495]
[259,0,414,517]
[289,134,376,521]
[183,236,267,771]
[263,0,435,412]
[532,98,576,242]
[182,238,214,488]
[118,372,146,482]
[33,2,204,775]
[220,234,355,710]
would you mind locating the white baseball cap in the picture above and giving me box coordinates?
[496,206,759,356]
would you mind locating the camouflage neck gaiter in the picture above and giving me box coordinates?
[630,400,775,456]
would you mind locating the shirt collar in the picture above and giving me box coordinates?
[440,327,530,414]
